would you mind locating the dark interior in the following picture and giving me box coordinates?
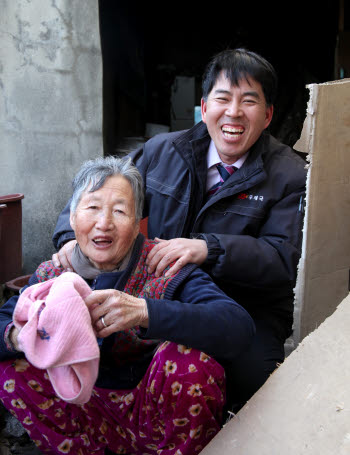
[98,0,345,155]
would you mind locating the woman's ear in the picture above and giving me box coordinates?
[70,212,76,231]
[134,220,140,239]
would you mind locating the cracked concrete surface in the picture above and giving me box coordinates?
[0,0,103,274]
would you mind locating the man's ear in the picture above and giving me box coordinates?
[264,105,274,129]
[201,98,207,124]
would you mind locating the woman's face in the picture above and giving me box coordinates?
[70,175,140,271]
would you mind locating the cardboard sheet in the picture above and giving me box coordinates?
[292,78,350,342]
[201,293,350,455]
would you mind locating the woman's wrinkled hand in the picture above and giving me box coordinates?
[85,289,149,337]
[52,240,77,271]
[146,237,208,277]
[9,326,21,351]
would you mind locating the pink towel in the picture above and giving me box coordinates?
[13,272,100,404]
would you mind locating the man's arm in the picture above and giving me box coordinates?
[147,185,305,288]
[52,197,75,250]
[199,187,305,288]
[128,146,150,219]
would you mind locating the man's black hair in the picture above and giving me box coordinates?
[202,48,278,106]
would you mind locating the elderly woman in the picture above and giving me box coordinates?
[0,156,255,455]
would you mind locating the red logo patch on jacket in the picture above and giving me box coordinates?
[237,193,249,200]
[237,193,264,201]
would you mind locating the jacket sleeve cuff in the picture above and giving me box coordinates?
[138,298,159,340]
[4,322,17,352]
[190,233,223,265]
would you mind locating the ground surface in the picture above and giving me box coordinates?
[0,404,42,455]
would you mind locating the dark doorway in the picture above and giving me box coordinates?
[98,1,340,155]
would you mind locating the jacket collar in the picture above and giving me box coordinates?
[244,131,268,167]
[172,122,211,166]
[172,121,268,179]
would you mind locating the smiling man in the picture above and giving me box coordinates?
[53,48,307,414]
[201,73,273,164]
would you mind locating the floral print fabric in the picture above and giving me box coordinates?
[0,342,225,455]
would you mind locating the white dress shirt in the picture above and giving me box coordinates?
[206,140,249,191]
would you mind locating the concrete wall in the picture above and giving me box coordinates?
[0,0,103,274]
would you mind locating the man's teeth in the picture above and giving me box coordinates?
[222,127,244,136]
[93,239,112,244]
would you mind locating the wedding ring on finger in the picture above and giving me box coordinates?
[101,316,107,329]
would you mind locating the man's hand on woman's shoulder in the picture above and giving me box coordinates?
[52,239,77,271]
[146,237,208,277]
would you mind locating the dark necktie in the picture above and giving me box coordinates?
[207,163,237,197]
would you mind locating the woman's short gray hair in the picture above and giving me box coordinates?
[70,156,144,222]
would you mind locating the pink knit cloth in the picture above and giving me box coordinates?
[13,272,100,405]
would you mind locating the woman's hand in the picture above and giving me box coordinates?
[9,326,21,351]
[85,289,149,337]
[52,240,77,270]
[146,237,208,277]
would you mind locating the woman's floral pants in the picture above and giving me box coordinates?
[0,342,226,455]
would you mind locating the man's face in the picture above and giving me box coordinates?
[201,72,273,164]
